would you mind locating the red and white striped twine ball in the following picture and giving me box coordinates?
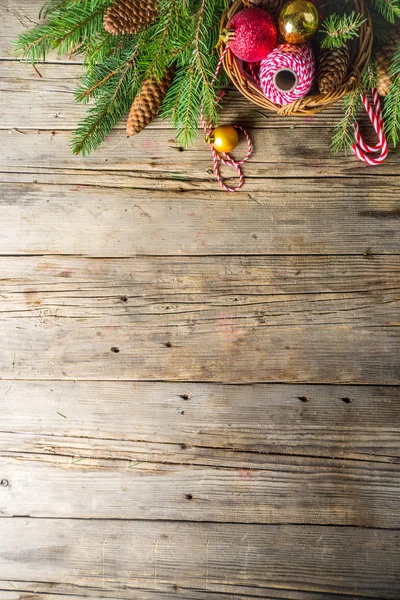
[259,43,315,105]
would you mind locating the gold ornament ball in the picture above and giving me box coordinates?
[208,125,239,154]
[279,0,319,44]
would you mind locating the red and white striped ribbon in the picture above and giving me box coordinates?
[201,46,253,192]
[352,88,388,165]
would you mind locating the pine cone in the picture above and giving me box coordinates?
[243,0,283,16]
[104,0,157,35]
[127,69,174,136]
[376,27,400,97]
[318,45,350,95]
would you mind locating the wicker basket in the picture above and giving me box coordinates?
[219,0,373,115]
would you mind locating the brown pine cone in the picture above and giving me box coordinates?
[376,27,400,97]
[318,45,350,95]
[243,0,283,16]
[104,0,157,35]
[127,68,174,136]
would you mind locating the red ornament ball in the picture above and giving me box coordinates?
[227,8,277,63]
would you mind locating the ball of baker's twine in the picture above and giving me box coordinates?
[259,43,315,106]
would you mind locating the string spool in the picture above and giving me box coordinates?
[259,43,315,105]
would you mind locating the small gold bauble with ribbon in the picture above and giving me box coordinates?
[206,125,239,153]
[278,0,319,44]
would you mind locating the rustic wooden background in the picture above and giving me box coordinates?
[1,2,400,598]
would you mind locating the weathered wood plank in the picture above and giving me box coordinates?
[1,253,398,295]
[2,129,399,184]
[1,519,400,598]
[0,255,398,382]
[0,1,41,59]
[0,61,351,130]
[0,583,387,600]
[1,182,400,255]
[1,453,400,527]
[0,380,399,461]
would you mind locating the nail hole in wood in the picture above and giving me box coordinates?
[119,296,128,303]
[111,346,120,353]
[298,396,308,403]
[179,394,189,400]
[164,341,172,348]
[341,397,352,404]
[185,493,193,500]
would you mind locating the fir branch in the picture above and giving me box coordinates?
[384,76,400,146]
[383,46,400,146]
[71,47,140,155]
[331,88,362,153]
[369,7,391,44]
[15,0,114,62]
[161,0,228,146]
[320,12,366,49]
[14,26,53,63]
[367,0,400,23]
[39,0,67,19]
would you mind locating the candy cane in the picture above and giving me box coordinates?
[352,88,388,165]
[201,46,253,192]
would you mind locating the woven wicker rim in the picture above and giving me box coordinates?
[220,0,373,115]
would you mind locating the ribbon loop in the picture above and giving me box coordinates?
[201,45,253,192]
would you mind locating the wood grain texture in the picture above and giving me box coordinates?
[0,380,399,461]
[0,255,399,382]
[2,1,400,597]
[2,128,400,184]
[1,182,400,255]
[1,452,400,526]
[1,519,400,598]
[0,587,388,600]
[0,61,342,129]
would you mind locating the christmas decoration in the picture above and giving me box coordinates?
[13,0,400,185]
[259,43,315,105]
[104,0,158,35]
[223,7,277,62]
[207,125,239,153]
[376,28,400,97]
[318,45,350,95]
[352,88,388,164]
[330,3,400,153]
[278,0,319,44]
[201,46,253,191]
[16,0,229,156]
[126,68,175,136]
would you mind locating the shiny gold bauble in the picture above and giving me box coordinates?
[208,125,239,154]
[279,0,319,44]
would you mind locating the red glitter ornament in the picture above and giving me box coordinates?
[224,7,277,63]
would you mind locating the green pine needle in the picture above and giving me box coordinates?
[320,12,366,49]
[384,76,400,146]
[331,89,362,153]
[383,46,400,147]
[367,0,400,23]
[161,0,227,146]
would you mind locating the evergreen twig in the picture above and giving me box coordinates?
[331,61,378,154]
[320,12,366,49]
[384,45,400,146]
[367,0,400,23]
